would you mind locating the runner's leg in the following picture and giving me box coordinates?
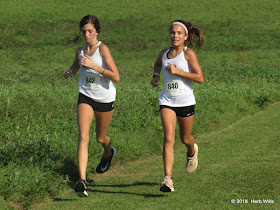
[177,115,195,156]
[95,110,114,157]
[77,103,94,180]
[160,108,177,177]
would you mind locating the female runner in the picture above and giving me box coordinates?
[64,15,120,197]
[151,20,204,192]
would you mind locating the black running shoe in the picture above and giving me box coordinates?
[96,147,116,173]
[74,180,88,197]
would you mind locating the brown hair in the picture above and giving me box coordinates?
[79,15,101,33]
[171,20,204,50]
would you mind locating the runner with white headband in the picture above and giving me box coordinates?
[151,20,204,192]
[171,21,188,34]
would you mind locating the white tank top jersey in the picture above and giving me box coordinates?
[159,47,196,107]
[78,41,116,103]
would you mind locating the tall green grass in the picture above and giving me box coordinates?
[0,0,279,208]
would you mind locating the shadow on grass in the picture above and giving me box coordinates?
[53,157,79,187]
[87,182,165,198]
[89,189,165,198]
[53,160,164,198]
[52,198,77,202]
[92,181,158,188]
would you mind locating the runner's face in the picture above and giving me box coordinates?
[81,23,98,44]
[170,25,188,47]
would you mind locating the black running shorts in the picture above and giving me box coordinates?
[160,105,195,117]
[78,93,114,112]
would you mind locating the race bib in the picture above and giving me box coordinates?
[164,80,185,97]
[82,73,101,90]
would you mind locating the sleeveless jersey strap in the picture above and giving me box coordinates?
[165,48,171,59]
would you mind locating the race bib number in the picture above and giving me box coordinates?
[164,80,185,97]
[82,73,101,90]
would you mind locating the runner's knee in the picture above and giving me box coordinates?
[96,135,110,144]
[164,135,175,146]
[181,135,194,145]
[79,133,90,144]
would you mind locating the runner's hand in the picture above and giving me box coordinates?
[166,62,180,75]
[151,76,160,87]
[64,70,73,78]
[80,55,96,69]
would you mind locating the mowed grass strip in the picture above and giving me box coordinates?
[31,102,280,210]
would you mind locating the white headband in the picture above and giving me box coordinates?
[171,22,188,34]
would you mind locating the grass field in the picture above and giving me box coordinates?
[31,102,280,209]
[0,0,279,208]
